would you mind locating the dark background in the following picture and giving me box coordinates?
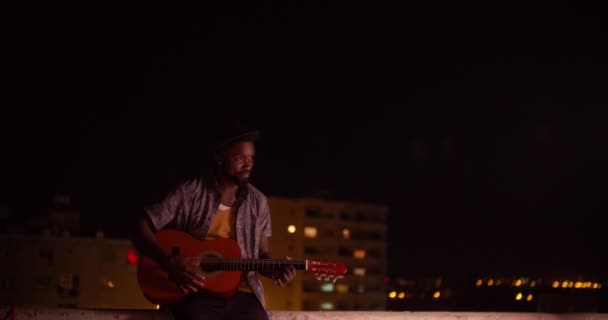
[2,1,607,279]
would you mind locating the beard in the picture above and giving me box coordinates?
[227,171,251,185]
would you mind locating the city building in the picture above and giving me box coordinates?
[261,196,389,311]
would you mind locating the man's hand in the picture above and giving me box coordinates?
[164,255,206,294]
[272,256,296,288]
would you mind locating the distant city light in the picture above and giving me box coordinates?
[353,249,366,259]
[320,302,334,310]
[593,283,599,289]
[514,279,522,287]
[398,292,405,299]
[304,226,318,238]
[487,279,494,286]
[433,291,440,299]
[475,279,483,286]
[568,281,574,288]
[353,268,366,276]
[336,284,349,294]
[321,283,334,292]
[575,282,583,288]
[106,280,115,288]
[530,280,536,287]
[515,293,523,301]
[552,281,560,288]
[389,291,397,299]
[287,225,296,233]
[526,294,533,301]
[342,228,350,239]
[561,281,568,288]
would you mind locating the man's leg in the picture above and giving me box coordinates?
[170,294,225,320]
[225,292,269,320]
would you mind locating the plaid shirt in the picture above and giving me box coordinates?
[144,174,273,317]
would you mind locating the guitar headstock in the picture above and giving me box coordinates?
[306,259,348,283]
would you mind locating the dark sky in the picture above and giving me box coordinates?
[3,1,608,277]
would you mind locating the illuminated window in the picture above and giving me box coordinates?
[353,249,366,259]
[475,279,483,286]
[593,283,599,289]
[287,225,296,233]
[575,282,583,288]
[515,293,523,301]
[487,279,494,286]
[353,268,366,276]
[336,284,349,294]
[552,281,559,288]
[561,281,568,288]
[304,227,318,238]
[398,292,405,299]
[342,228,350,239]
[432,291,440,299]
[530,281,536,287]
[388,291,396,299]
[320,283,334,292]
[320,302,334,310]
[526,294,533,301]
[568,281,574,288]
[514,279,522,287]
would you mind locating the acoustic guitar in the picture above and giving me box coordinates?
[137,229,348,304]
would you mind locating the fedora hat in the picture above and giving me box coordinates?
[212,120,260,152]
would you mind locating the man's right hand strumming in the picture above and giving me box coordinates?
[164,255,206,294]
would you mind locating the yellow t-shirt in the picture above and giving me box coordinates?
[205,204,251,292]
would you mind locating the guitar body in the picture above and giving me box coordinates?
[137,230,242,304]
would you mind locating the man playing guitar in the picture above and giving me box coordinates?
[131,121,295,320]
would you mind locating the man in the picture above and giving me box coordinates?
[131,123,295,320]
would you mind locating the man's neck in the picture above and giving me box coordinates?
[217,175,241,206]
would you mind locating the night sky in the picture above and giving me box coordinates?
[3,1,608,278]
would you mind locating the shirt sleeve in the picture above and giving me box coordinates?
[143,180,193,232]
[259,196,272,237]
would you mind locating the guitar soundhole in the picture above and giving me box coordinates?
[199,253,221,272]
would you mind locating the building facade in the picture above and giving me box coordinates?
[261,196,389,311]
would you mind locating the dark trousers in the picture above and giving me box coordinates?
[170,292,269,320]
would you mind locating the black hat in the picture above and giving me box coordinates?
[212,120,260,152]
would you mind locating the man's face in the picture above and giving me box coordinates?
[218,141,255,183]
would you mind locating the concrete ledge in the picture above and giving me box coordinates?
[2,307,608,320]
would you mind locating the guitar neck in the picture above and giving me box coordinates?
[200,258,307,271]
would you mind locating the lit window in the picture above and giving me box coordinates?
[514,279,522,287]
[353,249,366,259]
[515,293,523,301]
[353,268,366,276]
[398,292,405,299]
[530,281,536,287]
[552,281,559,288]
[568,281,574,288]
[105,280,115,288]
[487,279,494,286]
[593,283,599,289]
[336,284,349,294]
[475,279,483,286]
[575,282,583,288]
[388,291,396,299]
[287,225,296,233]
[342,228,350,239]
[304,227,318,238]
[526,294,533,301]
[432,291,440,299]
[321,283,334,292]
[561,281,568,288]
[320,302,334,310]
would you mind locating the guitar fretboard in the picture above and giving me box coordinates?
[200,258,306,271]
